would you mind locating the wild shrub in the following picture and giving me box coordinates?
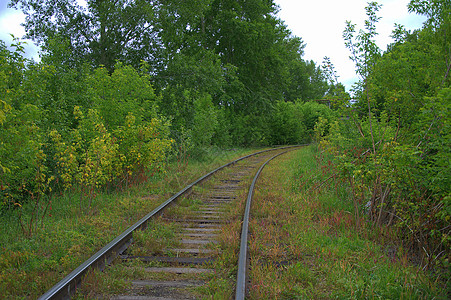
[49,130,79,191]
[19,62,91,131]
[48,107,173,202]
[115,113,173,183]
[227,112,270,146]
[299,101,336,140]
[267,100,336,145]
[0,105,47,209]
[76,109,122,201]
[189,92,219,157]
[192,93,218,148]
[316,2,450,274]
[1,54,173,212]
[211,107,232,148]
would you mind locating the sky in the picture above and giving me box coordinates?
[1,0,427,91]
[274,0,426,90]
[0,0,40,59]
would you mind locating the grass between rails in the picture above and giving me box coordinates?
[248,146,448,299]
[0,147,257,299]
[77,155,260,299]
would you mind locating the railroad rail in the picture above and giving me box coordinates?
[39,146,301,299]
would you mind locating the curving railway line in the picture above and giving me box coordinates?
[39,146,302,300]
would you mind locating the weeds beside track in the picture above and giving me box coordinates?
[247,146,447,299]
[39,146,299,299]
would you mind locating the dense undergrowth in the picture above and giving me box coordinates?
[0,147,255,298]
[318,1,450,276]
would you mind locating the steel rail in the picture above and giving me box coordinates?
[235,149,295,300]
[39,145,301,300]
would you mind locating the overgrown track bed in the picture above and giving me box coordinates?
[39,146,299,299]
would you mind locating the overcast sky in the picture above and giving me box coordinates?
[1,0,426,91]
[0,0,40,59]
[274,0,426,90]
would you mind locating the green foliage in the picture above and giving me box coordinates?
[8,0,334,151]
[192,93,218,148]
[0,41,173,211]
[153,0,330,116]
[9,0,160,72]
[157,88,220,155]
[299,101,336,139]
[88,63,157,130]
[226,112,270,146]
[73,109,121,197]
[343,1,382,83]
[230,100,337,146]
[268,101,306,145]
[12,60,91,132]
[0,38,26,92]
[211,107,232,147]
[318,1,450,276]
[0,104,46,208]
[413,88,450,195]
[0,99,10,126]
[115,113,173,179]
[48,107,173,199]
[155,48,225,97]
[0,40,46,210]
[49,130,78,190]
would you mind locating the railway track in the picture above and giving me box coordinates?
[39,146,301,299]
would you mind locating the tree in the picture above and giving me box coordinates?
[343,1,382,156]
[9,0,160,72]
[407,0,451,87]
[202,0,306,112]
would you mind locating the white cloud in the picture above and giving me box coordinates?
[0,9,26,40]
[0,6,39,60]
[274,0,426,91]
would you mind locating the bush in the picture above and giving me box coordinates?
[0,105,47,209]
[115,113,173,181]
[319,88,450,270]
[49,107,173,199]
[1,42,173,210]
[268,101,306,145]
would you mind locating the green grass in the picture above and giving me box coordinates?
[4,145,442,299]
[128,220,181,256]
[74,150,274,299]
[247,145,448,299]
[0,147,257,298]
